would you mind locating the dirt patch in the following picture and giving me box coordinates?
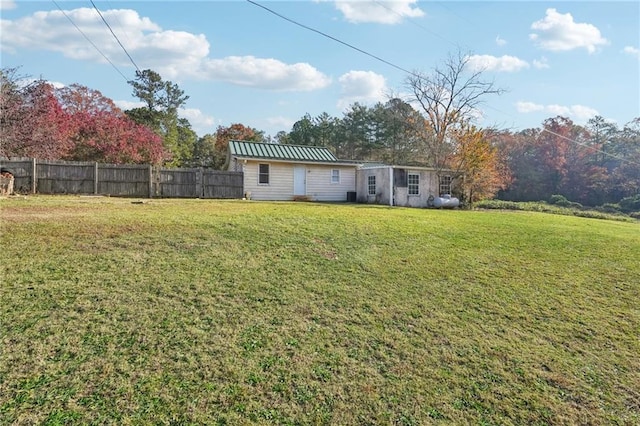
[0,205,97,224]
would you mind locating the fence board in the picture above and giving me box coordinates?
[99,164,150,197]
[0,158,243,199]
[36,161,94,194]
[159,169,199,198]
[203,171,243,199]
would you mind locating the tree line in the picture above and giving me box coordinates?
[0,67,264,169]
[2,53,638,207]
[280,107,639,207]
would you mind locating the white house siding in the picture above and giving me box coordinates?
[305,165,356,201]
[242,161,294,201]
[241,160,356,201]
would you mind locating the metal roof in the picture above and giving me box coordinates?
[228,140,339,163]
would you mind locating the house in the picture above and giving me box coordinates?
[226,140,358,202]
[355,164,456,208]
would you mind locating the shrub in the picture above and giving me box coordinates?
[618,195,640,213]
[548,195,582,210]
[474,200,523,210]
[549,194,569,206]
[597,203,622,214]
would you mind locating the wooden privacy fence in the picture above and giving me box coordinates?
[0,158,243,199]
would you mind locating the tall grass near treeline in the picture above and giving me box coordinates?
[1,196,639,425]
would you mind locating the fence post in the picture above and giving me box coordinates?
[196,168,203,198]
[94,162,99,195]
[31,158,37,194]
[148,164,153,198]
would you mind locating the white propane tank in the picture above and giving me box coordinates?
[433,194,460,208]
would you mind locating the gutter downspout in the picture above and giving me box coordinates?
[389,166,394,207]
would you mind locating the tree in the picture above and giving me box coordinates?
[451,126,510,203]
[607,118,640,201]
[57,84,165,164]
[406,50,504,184]
[173,118,198,167]
[190,133,217,168]
[212,123,265,169]
[339,103,375,160]
[372,98,428,165]
[288,114,316,146]
[0,71,74,159]
[126,69,190,165]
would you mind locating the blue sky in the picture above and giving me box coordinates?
[2,1,639,138]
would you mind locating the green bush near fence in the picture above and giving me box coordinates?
[1,196,639,424]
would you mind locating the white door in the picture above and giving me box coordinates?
[293,166,306,196]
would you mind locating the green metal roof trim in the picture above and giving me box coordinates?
[229,140,339,162]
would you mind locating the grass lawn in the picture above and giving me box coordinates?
[1,196,639,425]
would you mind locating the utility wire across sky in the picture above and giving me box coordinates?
[52,0,637,167]
[89,0,141,74]
[245,0,421,79]
[51,0,130,82]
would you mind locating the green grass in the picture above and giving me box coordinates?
[1,195,639,425]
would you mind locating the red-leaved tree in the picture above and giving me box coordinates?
[58,84,166,164]
[1,76,74,159]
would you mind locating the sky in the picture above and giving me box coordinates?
[1,0,639,138]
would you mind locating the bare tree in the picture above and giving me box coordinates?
[406,50,505,191]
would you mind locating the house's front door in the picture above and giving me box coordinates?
[293,166,306,196]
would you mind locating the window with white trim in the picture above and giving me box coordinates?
[258,163,269,184]
[331,169,340,184]
[368,175,376,195]
[408,173,419,195]
[439,175,452,195]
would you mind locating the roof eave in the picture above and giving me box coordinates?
[232,156,359,167]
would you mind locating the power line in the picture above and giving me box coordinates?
[52,0,129,82]
[246,0,420,79]
[246,0,517,121]
[89,0,141,74]
[541,127,640,167]
[247,0,635,165]
[103,0,137,53]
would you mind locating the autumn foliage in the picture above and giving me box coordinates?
[1,69,166,164]
[450,126,510,202]
[491,116,640,206]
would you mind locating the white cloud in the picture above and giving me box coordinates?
[0,7,330,92]
[334,0,424,24]
[337,70,387,109]
[201,56,331,91]
[113,100,144,111]
[15,78,65,90]
[265,116,296,131]
[467,55,529,72]
[495,36,507,46]
[529,8,608,53]
[532,57,550,69]
[515,101,545,113]
[179,108,217,134]
[0,0,16,10]
[623,46,640,58]
[517,101,598,122]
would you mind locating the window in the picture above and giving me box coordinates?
[439,175,452,195]
[331,169,340,184]
[259,163,269,184]
[368,175,376,195]
[408,173,419,195]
